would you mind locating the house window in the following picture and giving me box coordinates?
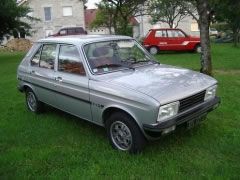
[63,7,73,16]
[191,22,199,32]
[44,7,52,21]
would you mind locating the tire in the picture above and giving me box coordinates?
[149,46,158,55]
[105,112,146,153]
[25,88,44,113]
[195,44,202,53]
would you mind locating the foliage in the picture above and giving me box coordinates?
[149,0,188,28]
[214,0,240,46]
[99,0,146,35]
[90,2,115,34]
[0,0,38,41]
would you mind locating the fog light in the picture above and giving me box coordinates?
[162,126,176,135]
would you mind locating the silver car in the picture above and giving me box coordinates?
[17,35,220,153]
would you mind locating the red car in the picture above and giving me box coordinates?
[143,28,201,55]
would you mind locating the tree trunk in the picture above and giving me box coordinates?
[196,0,213,76]
[232,28,239,47]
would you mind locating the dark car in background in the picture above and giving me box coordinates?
[50,27,87,37]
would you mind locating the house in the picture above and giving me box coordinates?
[18,0,85,41]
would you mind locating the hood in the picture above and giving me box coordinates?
[95,64,217,104]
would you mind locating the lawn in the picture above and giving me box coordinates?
[0,44,239,179]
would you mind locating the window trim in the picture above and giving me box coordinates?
[57,44,86,76]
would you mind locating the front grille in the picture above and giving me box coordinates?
[179,90,206,113]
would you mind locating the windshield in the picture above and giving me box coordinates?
[83,39,157,74]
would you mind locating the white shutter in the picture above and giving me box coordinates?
[63,7,73,16]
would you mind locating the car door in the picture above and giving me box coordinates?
[167,29,187,50]
[154,30,169,50]
[28,43,57,106]
[54,44,92,121]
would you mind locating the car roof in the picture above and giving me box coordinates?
[37,35,133,45]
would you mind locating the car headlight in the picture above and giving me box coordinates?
[204,85,217,101]
[157,101,179,123]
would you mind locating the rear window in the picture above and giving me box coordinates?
[76,28,84,34]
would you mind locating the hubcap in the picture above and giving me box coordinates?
[197,46,202,53]
[110,121,132,151]
[150,47,158,55]
[27,92,37,112]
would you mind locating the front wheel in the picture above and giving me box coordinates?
[105,112,146,153]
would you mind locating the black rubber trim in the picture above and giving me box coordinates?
[20,80,91,104]
[143,96,221,132]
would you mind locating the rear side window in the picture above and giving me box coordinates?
[39,44,57,69]
[31,46,42,66]
[58,45,86,75]
[67,29,75,34]
[155,30,167,37]
[76,28,84,34]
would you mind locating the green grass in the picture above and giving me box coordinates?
[156,44,240,71]
[0,44,240,178]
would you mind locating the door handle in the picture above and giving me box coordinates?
[55,77,63,82]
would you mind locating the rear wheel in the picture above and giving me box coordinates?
[149,46,158,55]
[25,88,44,113]
[195,44,202,53]
[105,112,146,153]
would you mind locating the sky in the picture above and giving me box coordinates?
[86,0,102,9]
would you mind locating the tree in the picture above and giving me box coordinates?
[90,2,115,34]
[102,0,147,35]
[214,0,240,47]
[195,0,214,76]
[180,0,215,76]
[0,0,37,41]
[149,0,188,28]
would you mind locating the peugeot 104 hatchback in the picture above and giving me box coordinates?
[17,35,220,153]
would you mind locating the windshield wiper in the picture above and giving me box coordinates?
[95,63,135,70]
[95,63,122,69]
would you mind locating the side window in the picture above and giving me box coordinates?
[39,44,57,69]
[167,30,177,38]
[59,29,67,35]
[67,29,75,35]
[76,28,84,34]
[31,45,42,66]
[58,45,86,75]
[176,30,186,37]
[155,30,167,37]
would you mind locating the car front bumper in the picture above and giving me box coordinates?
[143,97,220,134]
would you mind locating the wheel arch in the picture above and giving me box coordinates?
[102,106,142,129]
